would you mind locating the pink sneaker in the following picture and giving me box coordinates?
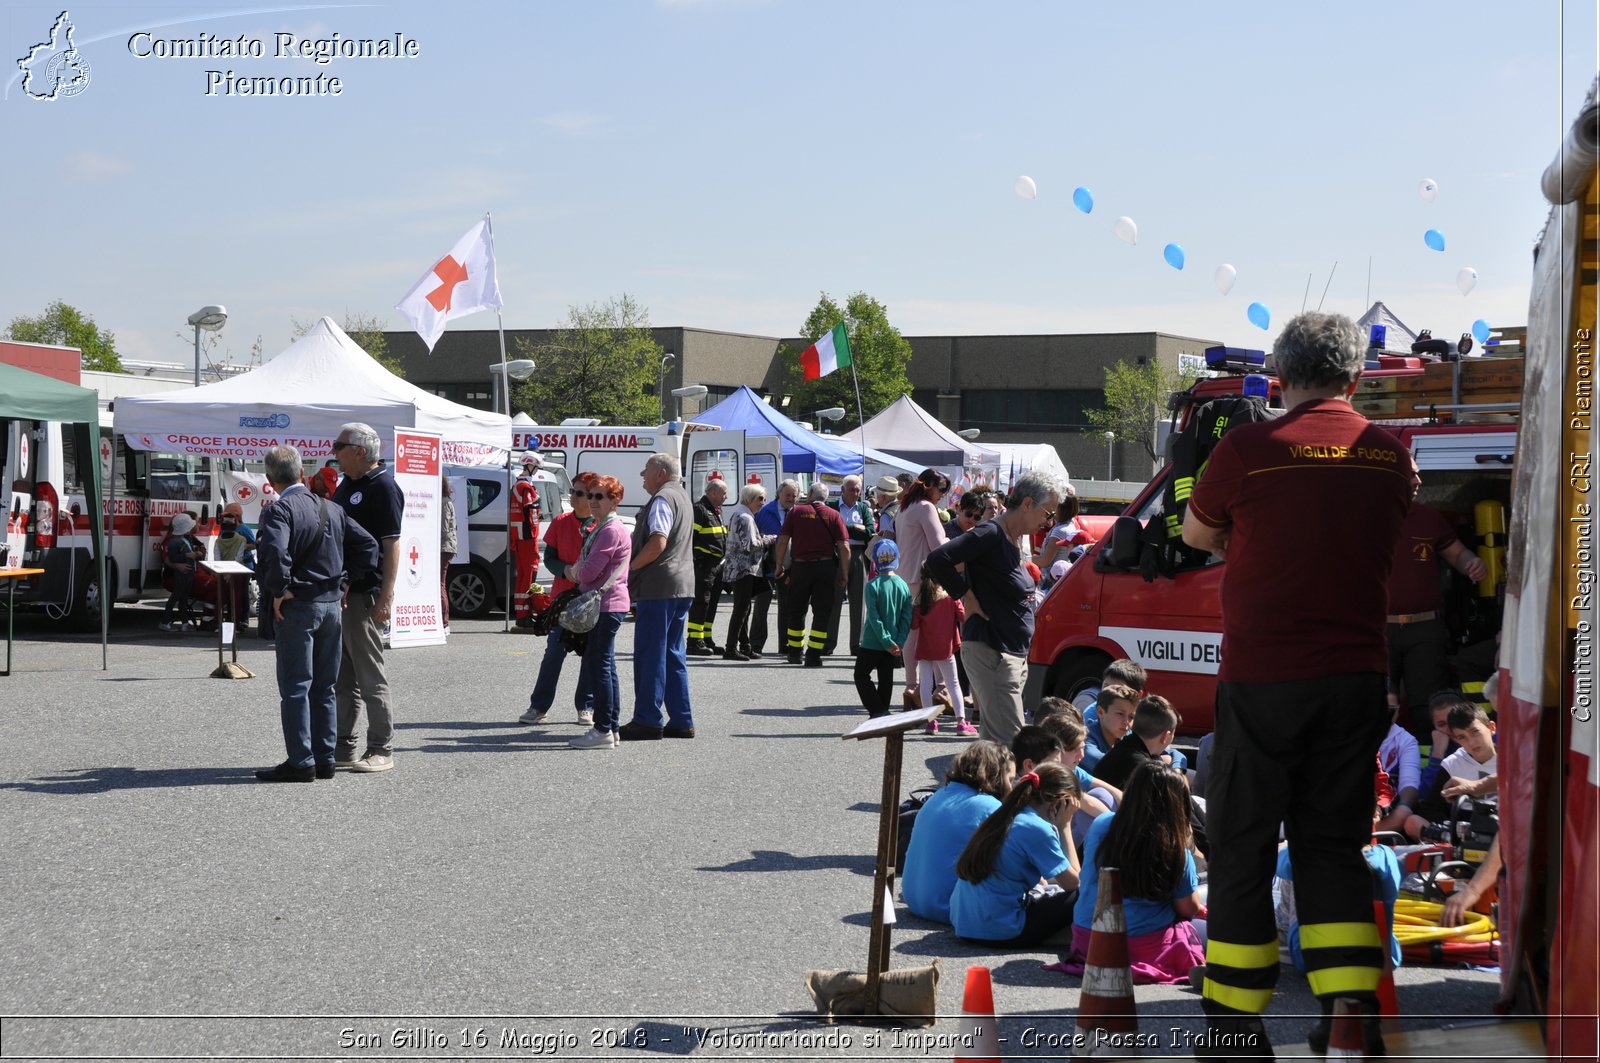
[956,720,979,737]
[924,719,940,735]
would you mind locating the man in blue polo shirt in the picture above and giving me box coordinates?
[331,422,405,774]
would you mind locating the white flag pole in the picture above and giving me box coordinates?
[849,357,868,475]
[487,211,515,633]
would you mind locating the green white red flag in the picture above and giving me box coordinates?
[799,323,852,381]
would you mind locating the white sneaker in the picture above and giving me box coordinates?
[569,728,617,750]
[349,751,394,773]
[577,709,594,726]
[518,708,548,725]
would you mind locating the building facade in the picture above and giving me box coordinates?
[387,326,1219,481]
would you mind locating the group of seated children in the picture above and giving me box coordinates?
[1371,688,1498,842]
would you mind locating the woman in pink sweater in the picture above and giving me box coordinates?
[566,475,632,750]
[896,468,950,707]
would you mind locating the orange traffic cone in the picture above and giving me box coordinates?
[1325,997,1368,1059]
[953,965,1001,1063]
[1372,900,1400,1029]
[1075,866,1138,1057]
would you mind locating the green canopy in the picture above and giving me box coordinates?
[0,361,108,666]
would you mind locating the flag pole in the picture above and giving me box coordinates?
[487,211,514,634]
[849,358,868,475]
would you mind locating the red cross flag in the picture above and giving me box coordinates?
[394,217,503,351]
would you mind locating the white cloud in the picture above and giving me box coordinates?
[65,151,132,181]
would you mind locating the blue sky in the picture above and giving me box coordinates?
[4,0,1596,371]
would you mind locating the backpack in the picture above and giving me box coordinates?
[1139,393,1279,581]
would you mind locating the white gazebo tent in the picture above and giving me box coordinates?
[840,394,1002,481]
[114,317,512,463]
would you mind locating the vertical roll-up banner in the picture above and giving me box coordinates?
[391,429,445,648]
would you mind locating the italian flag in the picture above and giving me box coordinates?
[799,323,853,381]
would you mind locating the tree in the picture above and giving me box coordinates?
[6,300,122,372]
[1085,359,1202,464]
[292,313,405,378]
[511,294,661,425]
[781,291,913,431]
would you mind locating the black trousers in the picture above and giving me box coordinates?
[785,558,839,660]
[687,561,723,645]
[1386,617,1452,735]
[724,574,769,653]
[749,576,779,653]
[853,648,898,716]
[823,544,870,655]
[1202,672,1390,1015]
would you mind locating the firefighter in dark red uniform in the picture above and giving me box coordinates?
[1387,502,1488,735]
[686,474,729,656]
[510,452,542,624]
[1182,312,1416,1057]
[774,482,850,667]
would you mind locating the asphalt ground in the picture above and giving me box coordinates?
[0,602,1502,1062]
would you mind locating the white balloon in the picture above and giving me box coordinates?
[1014,176,1037,200]
[1214,264,1238,295]
[1113,216,1138,245]
[1419,178,1438,203]
[1456,266,1478,295]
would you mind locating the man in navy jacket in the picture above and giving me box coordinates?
[255,444,379,783]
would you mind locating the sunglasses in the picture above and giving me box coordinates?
[331,441,355,451]
[584,491,610,501]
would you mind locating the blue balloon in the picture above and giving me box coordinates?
[1472,318,1491,344]
[1424,228,1446,252]
[1247,302,1271,331]
[1072,186,1094,214]
[1163,243,1186,270]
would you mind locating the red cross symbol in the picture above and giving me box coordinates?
[409,543,421,566]
[425,255,469,312]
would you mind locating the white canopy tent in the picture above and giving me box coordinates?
[114,317,512,463]
[989,442,1071,496]
[839,394,1002,480]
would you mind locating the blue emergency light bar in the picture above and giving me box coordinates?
[1243,374,1270,398]
[1204,346,1267,373]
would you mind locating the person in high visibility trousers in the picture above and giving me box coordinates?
[1181,312,1415,1057]
[774,481,850,667]
[510,451,542,626]
[686,474,729,656]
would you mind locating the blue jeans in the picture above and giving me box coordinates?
[274,598,343,769]
[576,612,626,733]
[528,626,595,717]
[631,596,693,729]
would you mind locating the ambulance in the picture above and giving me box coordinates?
[1024,345,1521,734]
[1,345,263,629]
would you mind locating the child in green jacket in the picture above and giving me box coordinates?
[854,540,913,717]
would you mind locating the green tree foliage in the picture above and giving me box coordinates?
[6,300,122,372]
[511,294,662,425]
[1085,359,1201,464]
[293,313,405,378]
[782,291,913,431]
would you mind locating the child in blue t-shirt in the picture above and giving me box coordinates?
[901,740,1013,924]
[950,762,1081,946]
[1063,761,1205,984]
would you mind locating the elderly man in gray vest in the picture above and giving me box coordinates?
[618,453,697,741]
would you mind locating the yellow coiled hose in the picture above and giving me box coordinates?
[1392,898,1497,944]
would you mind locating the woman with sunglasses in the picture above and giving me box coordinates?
[895,468,950,708]
[566,476,632,750]
[519,472,599,727]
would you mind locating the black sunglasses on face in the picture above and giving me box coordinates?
[584,491,609,501]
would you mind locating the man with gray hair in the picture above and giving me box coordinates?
[1182,311,1415,1055]
[330,422,405,773]
[752,478,800,655]
[825,473,875,655]
[253,445,378,783]
[923,469,1062,745]
[618,452,697,741]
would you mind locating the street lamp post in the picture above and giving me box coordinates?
[813,407,846,435]
[669,384,709,424]
[186,305,227,386]
[488,358,536,417]
[658,351,676,422]
[1104,430,1115,480]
